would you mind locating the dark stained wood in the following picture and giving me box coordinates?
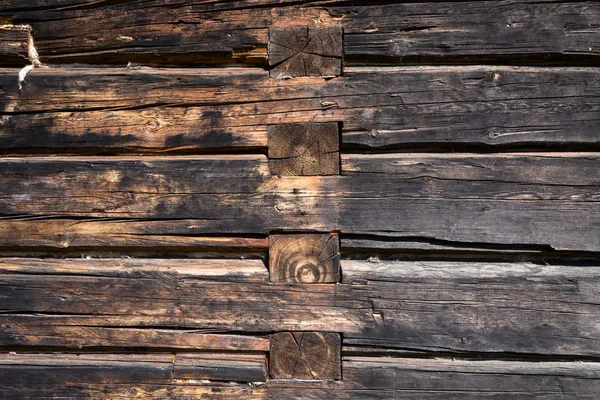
[0,1,598,65]
[268,123,340,176]
[269,332,341,380]
[341,260,600,355]
[2,258,600,356]
[0,154,599,251]
[0,26,29,66]
[0,353,267,388]
[269,27,342,78]
[339,357,600,399]
[269,233,340,283]
[1,358,597,399]
[341,1,600,63]
[1,66,599,153]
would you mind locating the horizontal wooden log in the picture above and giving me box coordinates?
[2,356,597,399]
[0,353,267,392]
[338,357,600,399]
[1,258,599,356]
[341,260,600,355]
[0,26,29,66]
[0,153,598,251]
[1,66,599,153]
[0,1,598,65]
[0,257,268,282]
[0,220,268,250]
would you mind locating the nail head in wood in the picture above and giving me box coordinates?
[268,122,340,176]
[270,332,341,380]
[269,233,340,283]
[269,26,342,78]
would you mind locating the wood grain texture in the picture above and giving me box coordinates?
[1,357,597,399]
[339,357,600,399]
[0,153,598,251]
[268,123,340,176]
[341,260,600,355]
[269,27,342,78]
[269,332,341,379]
[269,234,340,283]
[0,26,29,66]
[0,353,267,389]
[2,258,599,356]
[0,1,597,65]
[1,66,599,153]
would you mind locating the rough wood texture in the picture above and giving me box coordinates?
[0,353,267,388]
[269,27,342,78]
[0,1,598,65]
[268,123,340,176]
[269,332,341,380]
[269,233,340,283]
[339,357,600,399]
[1,66,599,153]
[341,260,600,355]
[2,258,599,357]
[0,26,29,66]
[6,357,596,399]
[0,154,598,251]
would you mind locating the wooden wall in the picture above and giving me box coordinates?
[1,0,599,398]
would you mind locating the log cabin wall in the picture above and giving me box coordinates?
[1,0,599,398]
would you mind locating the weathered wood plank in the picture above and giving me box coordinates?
[341,1,600,63]
[2,358,598,399]
[0,1,598,65]
[0,220,268,250]
[0,257,268,282]
[341,260,600,355]
[0,25,29,66]
[1,258,599,356]
[0,353,267,391]
[0,153,598,251]
[1,66,599,153]
[339,357,600,399]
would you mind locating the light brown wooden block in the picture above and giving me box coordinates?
[268,123,340,176]
[269,332,341,380]
[269,233,340,283]
[269,26,342,78]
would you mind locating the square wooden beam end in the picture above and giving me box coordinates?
[269,233,340,284]
[270,332,341,380]
[269,26,343,78]
[268,122,340,176]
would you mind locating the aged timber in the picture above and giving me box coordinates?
[0,1,598,65]
[1,66,599,153]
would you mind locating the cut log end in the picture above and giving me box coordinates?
[269,332,341,380]
[269,26,343,78]
[269,233,340,283]
[268,123,340,176]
